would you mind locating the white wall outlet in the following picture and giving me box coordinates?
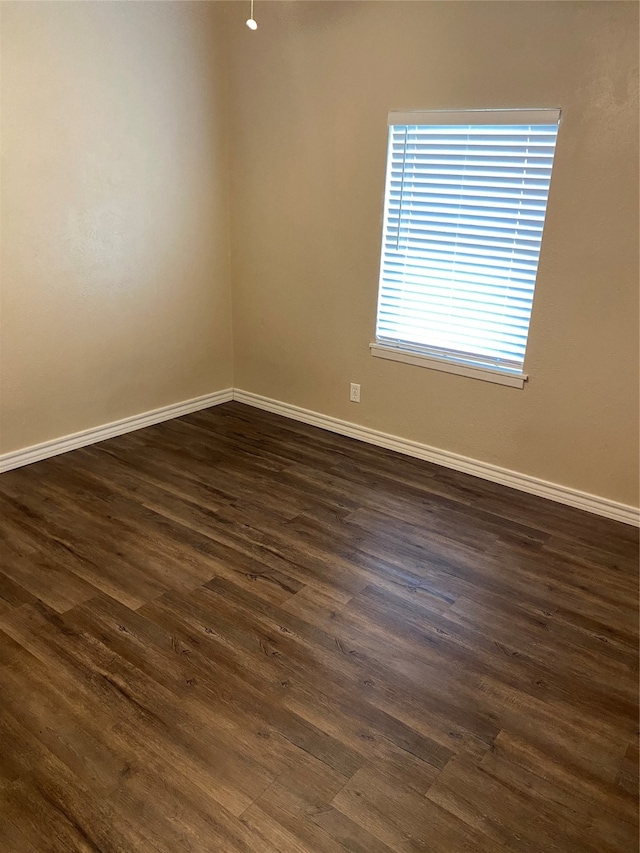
[350,383,361,402]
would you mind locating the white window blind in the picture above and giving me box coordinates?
[375,109,560,377]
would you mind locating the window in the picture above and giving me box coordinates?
[372,109,560,388]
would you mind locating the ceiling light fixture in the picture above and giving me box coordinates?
[246,0,257,30]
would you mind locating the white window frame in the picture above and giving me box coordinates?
[371,108,561,389]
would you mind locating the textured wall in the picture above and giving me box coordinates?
[0,1,233,453]
[224,1,639,506]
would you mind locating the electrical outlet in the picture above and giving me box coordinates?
[350,383,361,403]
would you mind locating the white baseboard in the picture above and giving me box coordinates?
[0,388,234,474]
[233,388,639,527]
[1,385,636,526]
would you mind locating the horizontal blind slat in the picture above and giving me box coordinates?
[376,118,559,368]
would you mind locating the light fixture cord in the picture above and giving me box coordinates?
[250,0,254,20]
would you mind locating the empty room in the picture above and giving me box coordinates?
[0,1,638,851]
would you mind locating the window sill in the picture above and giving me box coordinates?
[370,343,527,388]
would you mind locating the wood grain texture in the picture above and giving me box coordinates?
[0,401,637,852]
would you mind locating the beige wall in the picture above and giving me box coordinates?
[0,1,233,454]
[225,1,639,507]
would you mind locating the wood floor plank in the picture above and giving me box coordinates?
[0,569,39,614]
[478,741,638,851]
[0,401,637,852]
[332,761,505,853]
[427,752,636,853]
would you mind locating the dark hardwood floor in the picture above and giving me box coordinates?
[0,401,637,853]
